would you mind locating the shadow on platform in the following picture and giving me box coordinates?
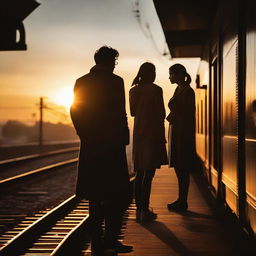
[140,221,197,256]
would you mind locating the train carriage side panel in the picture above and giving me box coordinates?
[221,1,239,214]
[245,0,256,235]
[196,60,209,172]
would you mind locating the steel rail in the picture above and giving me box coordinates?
[52,176,135,256]
[0,158,78,188]
[51,211,90,256]
[0,174,134,255]
[0,195,79,256]
[0,146,80,166]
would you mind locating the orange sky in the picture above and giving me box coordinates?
[0,0,199,125]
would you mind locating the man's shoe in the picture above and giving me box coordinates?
[105,240,133,253]
[167,200,188,211]
[140,208,157,221]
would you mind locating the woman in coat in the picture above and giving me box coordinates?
[129,62,168,221]
[167,63,196,211]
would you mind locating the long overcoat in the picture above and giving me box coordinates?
[167,85,196,170]
[70,64,130,200]
[129,83,168,171]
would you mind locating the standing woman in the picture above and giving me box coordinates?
[129,62,168,221]
[167,64,196,211]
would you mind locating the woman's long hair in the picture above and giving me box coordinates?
[132,62,156,86]
[169,63,191,85]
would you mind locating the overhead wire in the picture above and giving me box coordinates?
[132,0,171,60]
[44,102,71,123]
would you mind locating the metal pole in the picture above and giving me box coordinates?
[39,97,43,147]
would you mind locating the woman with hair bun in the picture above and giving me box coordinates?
[167,63,196,211]
[129,62,168,221]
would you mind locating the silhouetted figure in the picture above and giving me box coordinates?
[129,62,168,221]
[70,46,132,255]
[166,64,196,212]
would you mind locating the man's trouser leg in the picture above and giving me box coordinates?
[175,168,190,202]
[89,200,104,251]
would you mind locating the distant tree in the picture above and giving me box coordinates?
[2,120,78,142]
[2,120,28,138]
[42,122,77,141]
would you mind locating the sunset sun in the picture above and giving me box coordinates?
[52,85,74,109]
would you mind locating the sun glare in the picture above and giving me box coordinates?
[52,85,74,110]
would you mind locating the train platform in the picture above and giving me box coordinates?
[121,167,255,256]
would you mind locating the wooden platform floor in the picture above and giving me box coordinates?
[122,166,252,256]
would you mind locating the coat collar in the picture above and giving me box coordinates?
[90,64,113,74]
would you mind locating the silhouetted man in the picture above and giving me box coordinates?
[70,46,132,255]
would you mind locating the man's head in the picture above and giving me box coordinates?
[94,46,119,70]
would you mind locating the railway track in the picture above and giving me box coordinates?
[0,147,80,167]
[0,145,80,189]
[0,196,134,256]
[0,149,134,255]
[0,195,90,256]
[0,156,79,236]
[0,158,78,188]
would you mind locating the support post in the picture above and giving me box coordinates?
[39,97,43,147]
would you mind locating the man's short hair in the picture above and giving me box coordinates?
[94,46,119,65]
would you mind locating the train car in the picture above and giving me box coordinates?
[154,0,256,238]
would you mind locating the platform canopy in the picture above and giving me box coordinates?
[0,0,40,51]
[153,0,217,57]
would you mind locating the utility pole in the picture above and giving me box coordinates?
[39,97,43,147]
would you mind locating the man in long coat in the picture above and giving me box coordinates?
[70,46,132,255]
